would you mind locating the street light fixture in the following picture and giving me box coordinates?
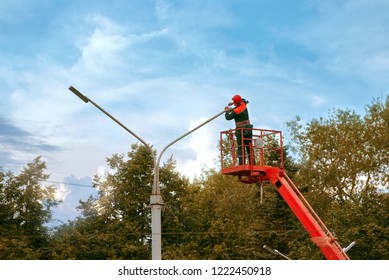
[69,86,226,259]
[68,86,149,148]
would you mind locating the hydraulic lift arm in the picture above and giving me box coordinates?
[265,167,350,260]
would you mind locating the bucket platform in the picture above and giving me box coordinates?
[220,128,284,184]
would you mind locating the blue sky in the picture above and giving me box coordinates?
[1,0,388,224]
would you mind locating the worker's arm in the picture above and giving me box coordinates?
[224,109,236,120]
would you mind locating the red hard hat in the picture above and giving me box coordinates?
[232,94,242,103]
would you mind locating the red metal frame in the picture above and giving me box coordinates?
[220,128,284,183]
[220,128,349,260]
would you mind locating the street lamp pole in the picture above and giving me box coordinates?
[69,86,162,259]
[69,86,227,260]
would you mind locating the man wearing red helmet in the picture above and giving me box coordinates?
[224,94,254,165]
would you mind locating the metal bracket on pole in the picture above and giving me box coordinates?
[150,194,164,205]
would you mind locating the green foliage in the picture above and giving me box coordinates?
[171,170,264,259]
[0,156,58,259]
[161,165,313,260]
[50,144,191,260]
[286,96,389,259]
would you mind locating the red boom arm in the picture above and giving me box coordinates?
[265,167,349,260]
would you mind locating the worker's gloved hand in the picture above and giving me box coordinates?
[224,106,231,111]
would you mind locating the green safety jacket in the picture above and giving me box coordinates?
[225,99,251,128]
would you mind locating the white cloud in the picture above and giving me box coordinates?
[54,183,71,202]
[175,117,220,179]
[74,16,129,75]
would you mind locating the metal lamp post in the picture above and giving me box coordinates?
[69,86,226,260]
[69,86,162,259]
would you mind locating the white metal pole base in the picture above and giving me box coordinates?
[150,194,163,260]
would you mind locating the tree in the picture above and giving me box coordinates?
[0,157,58,259]
[51,144,191,260]
[286,96,389,259]
[172,169,264,259]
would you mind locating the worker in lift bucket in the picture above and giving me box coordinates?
[224,94,254,165]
